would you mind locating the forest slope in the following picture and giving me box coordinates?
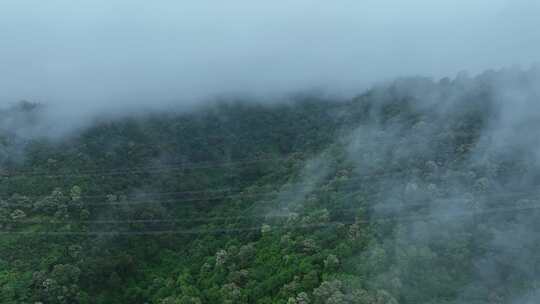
[2,67,540,304]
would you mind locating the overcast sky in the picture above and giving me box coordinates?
[1,0,539,112]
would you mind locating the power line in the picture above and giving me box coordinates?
[0,170,405,205]
[1,155,290,179]
[6,162,496,205]
[1,133,487,179]
[0,222,350,236]
[4,194,540,236]
[0,176,398,208]
[3,177,539,217]
[0,213,290,225]
[5,200,540,226]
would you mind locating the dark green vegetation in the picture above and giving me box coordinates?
[2,68,540,303]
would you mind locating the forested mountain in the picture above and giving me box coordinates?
[2,67,540,303]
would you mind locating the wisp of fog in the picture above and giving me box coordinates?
[1,0,539,116]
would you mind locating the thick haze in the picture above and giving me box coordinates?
[1,0,539,112]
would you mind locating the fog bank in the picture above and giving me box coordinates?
[1,0,539,114]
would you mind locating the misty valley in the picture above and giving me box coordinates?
[2,68,540,303]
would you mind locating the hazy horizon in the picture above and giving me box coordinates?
[1,0,540,113]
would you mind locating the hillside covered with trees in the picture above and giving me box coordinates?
[2,67,540,303]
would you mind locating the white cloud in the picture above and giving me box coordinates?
[0,0,537,111]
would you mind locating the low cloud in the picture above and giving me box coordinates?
[1,0,539,115]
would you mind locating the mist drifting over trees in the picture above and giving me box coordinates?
[2,1,540,304]
[1,0,540,112]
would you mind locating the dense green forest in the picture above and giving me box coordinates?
[2,67,540,303]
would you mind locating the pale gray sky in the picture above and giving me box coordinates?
[1,0,539,111]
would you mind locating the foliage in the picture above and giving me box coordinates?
[2,68,540,303]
